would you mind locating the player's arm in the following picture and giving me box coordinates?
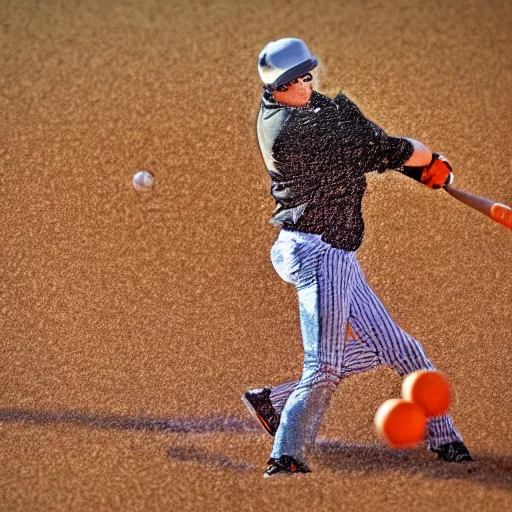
[399,138,454,189]
[332,94,416,172]
[372,133,454,189]
[333,94,453,188]
[402,137,432,166]
[365,133,415,173]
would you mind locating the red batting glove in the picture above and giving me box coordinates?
[421,153,454,189]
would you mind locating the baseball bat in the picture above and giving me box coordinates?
[444,185,512,230]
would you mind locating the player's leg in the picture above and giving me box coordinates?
[264,319,374,410]
[269,381,298,413]
[348,260,466,451]
[269,242,354,470]
[242,380,296,436]
[241,230,304,436]
[243,319,378,436]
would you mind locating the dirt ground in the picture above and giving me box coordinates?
[1,0,511,510]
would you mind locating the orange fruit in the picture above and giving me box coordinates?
[374,398,427,449]
[402,370,451,417]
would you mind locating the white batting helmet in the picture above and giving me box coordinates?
[258,38,318,90]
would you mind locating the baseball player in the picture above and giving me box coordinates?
[243,38,474,478]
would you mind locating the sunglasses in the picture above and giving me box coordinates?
[274,72,313,92]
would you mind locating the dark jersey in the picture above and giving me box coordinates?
[257,90,414,251]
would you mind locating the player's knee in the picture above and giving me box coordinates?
[298,365,342,390]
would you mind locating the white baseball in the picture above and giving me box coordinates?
[132,170,154,192]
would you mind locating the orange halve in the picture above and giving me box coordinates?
[402,370,451,417]
[374,398,427,449]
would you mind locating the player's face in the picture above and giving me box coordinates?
[272,72,313,107]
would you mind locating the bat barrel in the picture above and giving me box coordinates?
[444,186,512,231]
[490,203,512,230]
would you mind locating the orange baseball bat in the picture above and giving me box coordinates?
[444,185,512,230]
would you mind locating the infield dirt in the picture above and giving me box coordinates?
[1,0,511,510]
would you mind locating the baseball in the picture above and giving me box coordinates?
[374,398,427,449]
[132,170,155,192]
[402,370,451,417]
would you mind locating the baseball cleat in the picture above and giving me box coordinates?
[264,455,312,478]
[430,441,475,463]
[242,388,280,436]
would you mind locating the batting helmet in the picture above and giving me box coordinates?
[258,38,318,90]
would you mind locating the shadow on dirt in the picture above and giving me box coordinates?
[0,407,260,434]
[2,408,511,486]
[0,408,258,472]
[314,440,512,491]
[167,445,256,471]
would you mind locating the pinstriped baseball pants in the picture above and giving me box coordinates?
[268,229,463,463]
